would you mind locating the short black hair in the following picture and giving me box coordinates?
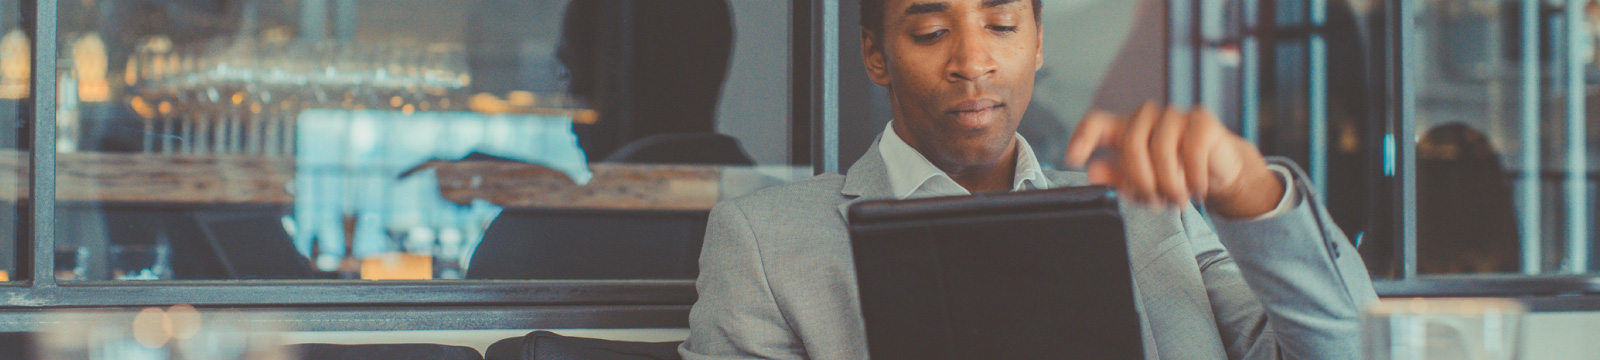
[860,0,1043,39]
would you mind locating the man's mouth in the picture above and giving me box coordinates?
[948,99,1005,130]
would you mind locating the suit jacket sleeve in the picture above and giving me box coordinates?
[680,201,807,360]
[1186,157,1379,359]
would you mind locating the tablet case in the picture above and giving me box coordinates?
[847,185,1144,360]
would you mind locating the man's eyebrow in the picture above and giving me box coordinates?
[982,0,1022,8]
[903,2,949,16]
[903,0,1021,17]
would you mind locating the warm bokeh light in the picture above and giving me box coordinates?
[165,304,202,340]
[0,29,29,99]
[360,253,434,280]
[72,33,110,102]
[131,308,171,348]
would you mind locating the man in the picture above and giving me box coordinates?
[680,0,1377,358]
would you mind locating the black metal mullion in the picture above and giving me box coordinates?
[810,0,839,175]
[26,0,57,289]
[791,0,812,167]
[1392,0,1418,280]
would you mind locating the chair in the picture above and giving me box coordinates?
[468,132,752,280]
[602,133,755,166]
[466,209,707,280]
[289,343,484,360]
[485,331,681,360]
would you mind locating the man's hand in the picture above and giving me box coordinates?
[1064,102,1284,219]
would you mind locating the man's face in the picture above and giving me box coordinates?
[864,0,1043,171]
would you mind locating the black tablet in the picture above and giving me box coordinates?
[847,185,1144,360]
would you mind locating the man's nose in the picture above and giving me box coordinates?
[947,29,998,82]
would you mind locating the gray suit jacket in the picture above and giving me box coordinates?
[680,141,1378,359]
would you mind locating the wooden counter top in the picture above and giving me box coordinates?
[0,150,784,211]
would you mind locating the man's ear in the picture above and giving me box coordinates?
[1034,22,1045,71]
[862,29,892,87]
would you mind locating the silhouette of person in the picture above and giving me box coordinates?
[556,0,748,164]
[1415,123,1521,274]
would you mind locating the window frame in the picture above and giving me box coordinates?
[10,0,1598,334]
[0,0,844,331]
[1175,0,1600,306]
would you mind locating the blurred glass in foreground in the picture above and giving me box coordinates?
[1363,298,1524,360]
[38,305,292,360]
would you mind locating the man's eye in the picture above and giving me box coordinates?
[989,25,1019,33]
[913,30,947,42]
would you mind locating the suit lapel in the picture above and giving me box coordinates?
[837,138,896,222]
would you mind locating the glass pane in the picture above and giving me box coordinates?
[1237,0,1398,277]
[55,0,805,281]
[1407,0,1578,276]
[0,0,23,282]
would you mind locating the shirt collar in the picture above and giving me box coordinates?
[879,121,1051,199]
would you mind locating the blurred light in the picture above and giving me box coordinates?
[0,29,29,99]
[123,57,138,86]
[1217,44,1241,67]
[165,305,202,340]
[359,253,433,280]
[469,92,508,113]
[131,308,171,348]
[507,91,536,107]
[72,33,110,102]
[1384,133,1396,177]
[129,96,155,119]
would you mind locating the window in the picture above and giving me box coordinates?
[1187,0,1600,302]
[0,0,827,329]
[0,0,23,284]
[40,0,807,283]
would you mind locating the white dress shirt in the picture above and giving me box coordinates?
[878,121,1298,220]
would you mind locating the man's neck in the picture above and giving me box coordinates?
[939,143,1019,193]
[889,120,1021,193]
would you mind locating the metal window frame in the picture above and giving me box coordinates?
[1520,0,1544,275]
[1192,0,1600,303]
[0,0,840,330]
[26,0,57,291]
[1392,0,1420,281]
[1562,0,1589,274]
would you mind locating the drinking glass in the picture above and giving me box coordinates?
[1363,298,1524,360]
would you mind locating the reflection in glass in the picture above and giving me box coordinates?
[1278,0,1600,276]
[55,0,802,281]
[1236,0,1394,276]
[0,2,25,282]
[1405,0,1599,275]
[1416,123,1520,274]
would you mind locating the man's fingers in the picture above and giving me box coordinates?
[1086,159,1118,185]
[1065,110,1122,168]
[1119,102,1161,203]
[1180,108,1225,198]
[1149,107,1189,205]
